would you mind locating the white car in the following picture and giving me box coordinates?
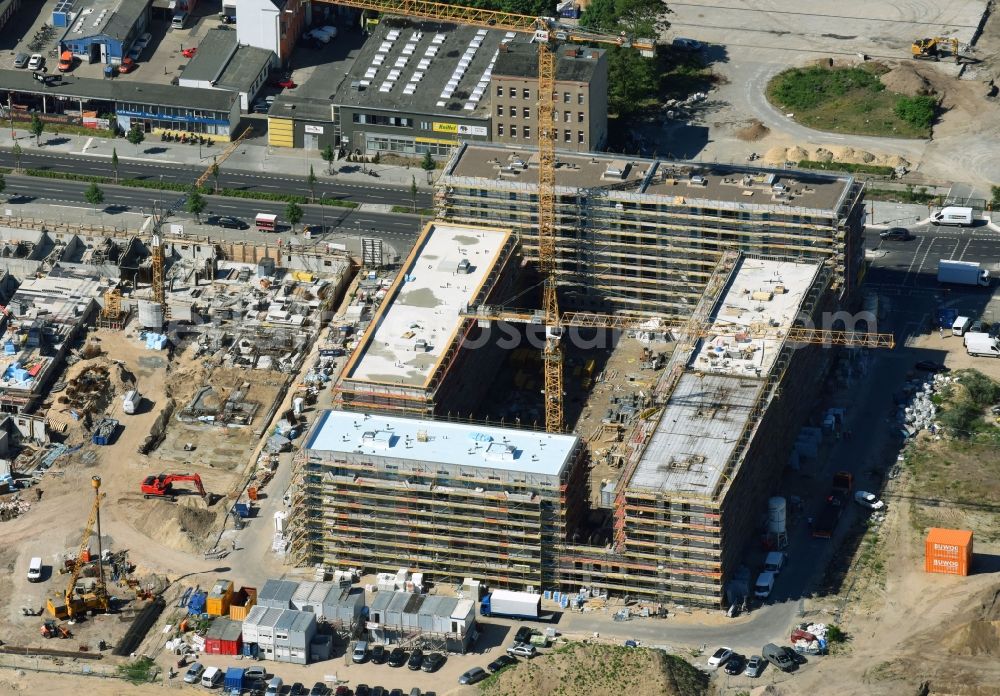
[707,647,733,668]
[28,53,44,71]
[854,491,885,510]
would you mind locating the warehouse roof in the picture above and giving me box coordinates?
[494,42,606,83]
[0,69,237,112]
[180,29,273,93]
[62,0,149,42]
[343,222,514,388]
[306,409,580,478]
[443,143,854,214]
[333,16,520,118]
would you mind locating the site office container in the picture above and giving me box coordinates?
[206,578,235,616]
[925,528,973,576]
[229,586,258,621]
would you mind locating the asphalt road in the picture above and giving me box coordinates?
[0,147,434,208]
[865,222,1000,290]
[1,174,423,248]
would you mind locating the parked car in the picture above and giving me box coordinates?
[13,52,30,69]
[28,54,44,71]
[352,640,368,663]
[458,667,488,685]
[354,686,370,696]
[182,47,197,58]
[487,654,518,673]
[879,227,913,241]
[707,647,733,668]
[289,684,306,696]
[206,215,249,229]
[252,100,270,114]
[724,653,746,675]
[119,57,137,73]
[854,490,885,510]
[762,643,797,672]
[244,666,268,684]
[387,647,407,667]
[309,682,328,696]
[182,662,204,684]
[271,76,297,89]
[915,360,949,373]
[334,687,351,696]
[421,652,445,672]
[370,688,385,696]
[371,644,387,664]
[388,690,404,696]
[407,648,424,670]
[514,626,535,644]
[221,14,236,23]
[672,37,704,51]
[506,643,537,658]
[745,655,766,678]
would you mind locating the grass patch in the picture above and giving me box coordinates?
[767,65,934,138]
[798,160,895,176]
[117,656,158,684]
[390,205,435,215]
[865,186,942,205]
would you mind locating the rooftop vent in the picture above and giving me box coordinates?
[484,442,517,462]
[456,258,472,274]
[690,175,707,186]
[361,430,395,449]
[603,160,629,180]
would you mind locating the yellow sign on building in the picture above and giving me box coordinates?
[432,122,458,134]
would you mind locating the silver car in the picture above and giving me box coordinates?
[182,661,204,684]
[13,52,29,69]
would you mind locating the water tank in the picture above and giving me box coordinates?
[767,496,786,535]
[137,300,164,329]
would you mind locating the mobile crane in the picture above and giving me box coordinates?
[47,476,109,620]
[141,473,207,501]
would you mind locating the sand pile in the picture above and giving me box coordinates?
[764,146,789,164]
[881,64,936,96]
[813,147,834,162]
[129,496,221,554]
[736,119,770,141]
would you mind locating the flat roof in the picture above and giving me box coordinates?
[344,222,512,388]
[61,0,148,42]
[180,29,273,93]
[628,257,821,498]
[10,267,102,324]
[443,143,854,214]
[0,69,238,112]
[333,16,523,118]
[306,409,579,478]
[494,43,605,82]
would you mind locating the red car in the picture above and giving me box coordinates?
[119,57,136,73]
[181,47,197,58]
[270,77,297,89]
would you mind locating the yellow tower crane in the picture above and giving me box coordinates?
[47,476,109,620]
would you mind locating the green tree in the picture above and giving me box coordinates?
[321,143,336,174]
[284,201,303,232]
[210,161,220,193]
[894,95,936,129]
[111,148,119,184]
[84,182,104,212]
[11,142,22,173]
[185,188,206,223]
[608,48,657,116]
[126,125,145,153]
[29,114,44,146]
[580,0,672,38]
[421,151,435,171]
[307,164,317,203]
[410,175,417,213]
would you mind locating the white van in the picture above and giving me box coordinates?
[171,12,189,29]
[27,556,43,582]
[122,389,140,415]
[200,666,223,688]
[763,551,786,575]
[931,206,973,227]
[754,571,775,598]
[952,315,971,336]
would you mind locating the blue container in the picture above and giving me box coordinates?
[235,502,250,518]
[224,667,244,692]
[187,591,207,615]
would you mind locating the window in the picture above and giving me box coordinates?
[564,129,571,142]
[578,130,585,144]
[497,105,503,117]
[564,110,570,122]
[511,125,517,138]
[523,107,530,118]
[578,112,584,123]
[523,88,530,99]
[509,106,516,117]
[523,126,530,139]
[509,87,517,98]
[496,85,503,97]
[563,92,570,103]
[578,93,585,105]
[498,123,504,136]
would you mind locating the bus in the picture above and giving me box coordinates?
[255,213,277,232]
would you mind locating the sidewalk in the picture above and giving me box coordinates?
[0,126,438,189]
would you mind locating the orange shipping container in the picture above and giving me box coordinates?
[205,578,234,616]
[228,586,258,622]
[924,528,973,576]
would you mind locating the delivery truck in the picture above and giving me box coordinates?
[931,206,974,226]
[479,589,551,621]
[937,260,991,287]
[964,332,1000,357]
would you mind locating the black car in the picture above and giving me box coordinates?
[514,626,534,644]
[371,644,387,664]
[915,360,949,373]
[206,215,249,230]
[388,690,404,696]
[387,647,407,667]
[458,667,488,685]
[421,652,445,673]
[487,654,518,673]
[309,683,329,696]
[407,648,424,670]
[354,687,371,696]
[879,227,913,241]
[290,684,306,696]
[370,688,386,696]
[724,653,746,675]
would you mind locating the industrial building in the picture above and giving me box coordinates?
[56,0,150,66]
[177,28,274,112]
[367,590,476,652]
[436,143,866,314]
[241,606,317,664]
[290,409,588,590]
[335,221,520,417]
[235,0,307,65]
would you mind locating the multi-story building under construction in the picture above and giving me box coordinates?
[435,143,866,315]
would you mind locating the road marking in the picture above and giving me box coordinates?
[901,236,925,286]
[957,236,973,261]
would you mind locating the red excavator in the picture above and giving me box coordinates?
[141,473,207,501]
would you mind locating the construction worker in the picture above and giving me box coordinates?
[35,488,42,502]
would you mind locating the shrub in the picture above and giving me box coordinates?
[939,399,983,438]
[894,95,936,129]
[798,160,895,176]
[958,370,1000,408]
[826,624,848,643]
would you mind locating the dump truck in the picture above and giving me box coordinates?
[938,260,990,287]
[480,589,549,621]
[812,492,845,539]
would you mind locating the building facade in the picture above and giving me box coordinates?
[57,0,150,66]
[236,0,306,65]
[490,43,608,152]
